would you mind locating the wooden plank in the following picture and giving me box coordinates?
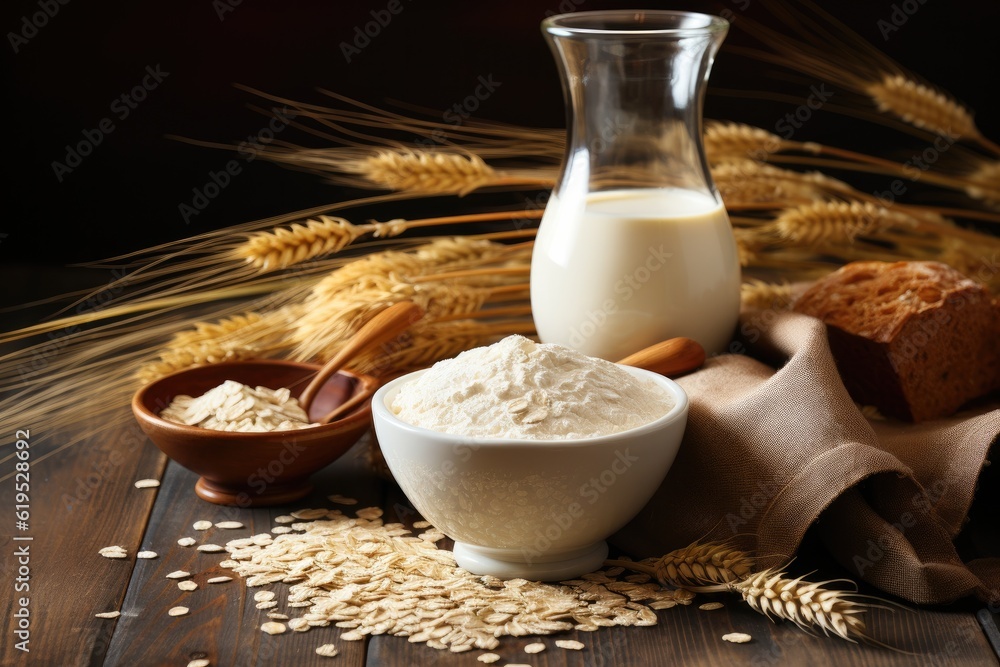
[0,418,166,667]
[102,435,385,667]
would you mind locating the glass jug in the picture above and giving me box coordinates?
[530,10,740,360]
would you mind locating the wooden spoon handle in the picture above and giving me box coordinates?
[617,337,706,377]
[299,301,424,416]
[318,382,379,424]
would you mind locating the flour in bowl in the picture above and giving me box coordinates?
[390,335,673,439]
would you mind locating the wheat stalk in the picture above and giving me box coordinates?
[865,74,979,142]
[605,542,755,588]
[728,569,873,643]
[705,122,786,163]
[712,160,836,208]
[167,312,265,347]
[234,216,369,271]
[769,201,918,246]
[965,160,1000,210]
[360,150,554,195]
[741,280,795,311]
[608,543,875,643]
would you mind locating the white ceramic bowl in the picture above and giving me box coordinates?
[371,365,688,581]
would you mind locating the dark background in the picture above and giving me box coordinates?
[3,0,998,298]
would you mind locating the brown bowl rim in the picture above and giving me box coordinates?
[131,359,378,441]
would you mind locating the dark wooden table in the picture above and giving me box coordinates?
[2,418,999,667]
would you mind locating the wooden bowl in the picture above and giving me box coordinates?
[131,360,378,506]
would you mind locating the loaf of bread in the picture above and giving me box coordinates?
[792,261,1000,422]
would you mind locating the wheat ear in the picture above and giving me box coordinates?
[741,280,795,311]
[606,541,755,588]
[234,216,368,271]
[865,74,979,142]
[769,201,918,245]
[965,160,1000,210]
[705,122,785,163]
[727,569,873,643]
[361,150,554,195]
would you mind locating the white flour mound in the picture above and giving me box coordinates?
[390,335,673,439]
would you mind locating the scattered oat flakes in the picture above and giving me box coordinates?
[134,479,160,489]
[168,606,189,617]
[254,591,276,602]
[99,546,127,559]
[187,660,210,667]
[524,642,546,653]
[341,630,364,641]
[95,611,121,619]
[260,622,286,635]
[722,632,752,644]
[315,644,339,657]
[207,576,232,584]
[412,520,433,529]
[166,570,191,580]
[699,602,724,611]
[178,581,199,592]
[177,537,197,547]
[273,515,295,524]
[327,494,358,505]
[555,639,585,650]
[193,521,212,531]
[136,551,158,559]
[197,544,225,553]
[477,654,500,664]
[214,521,244,529]
[256,601,278,610]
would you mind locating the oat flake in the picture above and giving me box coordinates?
[699,602,724,611]
[178,537,197,547]
[136,551,158,559]
[197,544,225,553]
[215,521,244,529]
[193,521,212,531]
[524,642,546,653]
[187,660,210,667]
[261,622,286,635]
[477,654,500,664]
[95,611,121,619]
[555,639,585,650]
[207,577,232,584]
[166,570,191,580]
[99,546,127,559]
[168,606,189,617]
[134,479,160,488]
[315,644,339,657]
[178,581,199,592]
[722,632,752,644]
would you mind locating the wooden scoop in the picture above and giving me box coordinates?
[299,301,424,423]
[617,337,706,377]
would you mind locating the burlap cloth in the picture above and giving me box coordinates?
[613,310,1000,605]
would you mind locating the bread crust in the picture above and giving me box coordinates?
[793,261,1000,421]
